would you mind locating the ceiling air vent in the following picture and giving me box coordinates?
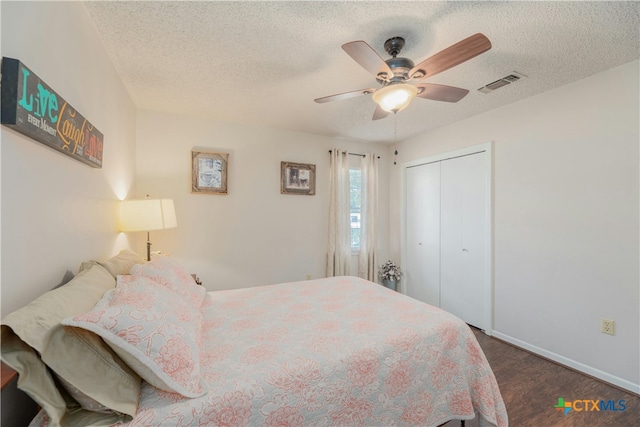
[478,72,526,94]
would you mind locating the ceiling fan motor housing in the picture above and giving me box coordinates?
[377,37,416,83]
[378,57,415,84]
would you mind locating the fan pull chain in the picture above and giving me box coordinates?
[394,116,398,165]
[394,114,399,146]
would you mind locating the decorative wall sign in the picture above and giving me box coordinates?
[1,57,104,168]
[192,150,228,194]
[281,161,316,195]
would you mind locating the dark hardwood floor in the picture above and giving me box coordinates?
[444,327,639,427]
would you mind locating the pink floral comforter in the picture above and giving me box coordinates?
[35,276,508,426]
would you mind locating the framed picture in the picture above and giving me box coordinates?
[281,161,315,195]
[192,150,228,194]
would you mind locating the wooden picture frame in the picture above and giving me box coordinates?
[192,151,228,194]
[281,161,315,195]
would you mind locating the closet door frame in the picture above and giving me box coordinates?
[400,142,494,335]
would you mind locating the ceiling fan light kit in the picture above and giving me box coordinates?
[315,33,492,120]
[372,83,418,113]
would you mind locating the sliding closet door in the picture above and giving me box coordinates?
[440,152,487,329]
[405,162,440,306]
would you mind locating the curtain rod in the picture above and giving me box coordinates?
[328,150,380,159]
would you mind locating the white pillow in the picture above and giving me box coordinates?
[62,276,206,398]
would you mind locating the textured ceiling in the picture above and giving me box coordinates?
[83,1,639,144]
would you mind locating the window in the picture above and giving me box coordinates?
[349,168,361,250]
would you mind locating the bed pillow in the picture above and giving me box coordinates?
[130,256,205,309]
[0,327,68,424]
[80,249,144,278]
[63,275,207,398]
[0,263,140,425]
[55,375,114,414]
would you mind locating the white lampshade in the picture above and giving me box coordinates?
[119,199,177,232]
[372,83,419,113]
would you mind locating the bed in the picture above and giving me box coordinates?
[1,250,507,427]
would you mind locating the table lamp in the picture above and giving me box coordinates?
[119,197,177,261]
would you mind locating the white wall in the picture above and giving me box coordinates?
[390,60,639,392]
[135,110,389,291]
[0,2,137,315]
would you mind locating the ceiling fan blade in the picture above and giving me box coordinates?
[314,88,376,103]
[342,41,393,81]
[372,104,390,121]
[410,33,491,80]
[416,83,469,103]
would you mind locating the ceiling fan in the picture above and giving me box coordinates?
[314,33,491,120]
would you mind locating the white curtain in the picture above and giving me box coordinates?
[358,153,379,281]
[326,149,351,277]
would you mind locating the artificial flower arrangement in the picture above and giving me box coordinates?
[378,260,403,282]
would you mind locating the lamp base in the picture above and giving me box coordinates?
[146,232,152,262]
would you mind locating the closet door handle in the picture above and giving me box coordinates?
[462,248,469,252]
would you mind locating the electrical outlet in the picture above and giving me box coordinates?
[601,319,615,335]
[305,274,312,280]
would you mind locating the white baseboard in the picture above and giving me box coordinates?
[491,330,640,395]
